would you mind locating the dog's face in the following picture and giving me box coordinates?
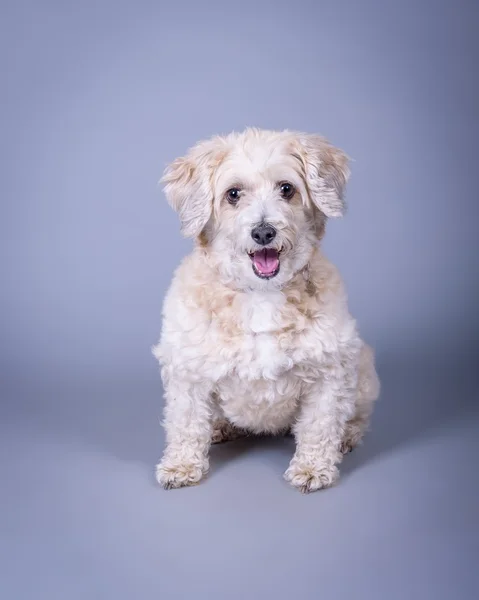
[162,129,349,290]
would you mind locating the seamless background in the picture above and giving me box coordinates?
[1,1,478,599]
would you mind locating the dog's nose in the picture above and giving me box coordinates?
[251,223,277,246]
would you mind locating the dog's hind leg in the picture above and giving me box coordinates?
[211,419,249,444]
[341,344,380,454]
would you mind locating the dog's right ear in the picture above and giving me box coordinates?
[162,138,225,238]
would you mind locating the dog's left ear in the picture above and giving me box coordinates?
[162,138,225,238]
[293,134,350,218]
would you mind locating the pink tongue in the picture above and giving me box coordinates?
[253,248,279,274]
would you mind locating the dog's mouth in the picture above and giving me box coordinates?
[248,248,281,279]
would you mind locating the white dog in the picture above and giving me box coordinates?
[153,128,380,493]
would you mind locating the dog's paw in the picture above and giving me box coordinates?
[340,423,365,454]
[211,420,247,444]
[339,440,355,455]
[155,455,208,490]
[284,460,339,494]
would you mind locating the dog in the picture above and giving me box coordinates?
[153,128,380,493]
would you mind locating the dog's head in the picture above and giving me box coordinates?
[162,128,349,290]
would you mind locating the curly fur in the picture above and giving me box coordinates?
[153,128,380,493]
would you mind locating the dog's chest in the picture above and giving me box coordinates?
[212,292,298,431]
[214,291,297,380]
[240,292,284,335]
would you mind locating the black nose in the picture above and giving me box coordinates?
[251,223,277,246]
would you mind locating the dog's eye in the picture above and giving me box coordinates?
[279,182,295,200]
[226,188,241,205]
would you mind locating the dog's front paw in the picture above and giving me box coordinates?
[155,454,208,490]
[284,459,339,494]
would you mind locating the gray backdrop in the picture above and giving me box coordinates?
[1,1,478,599]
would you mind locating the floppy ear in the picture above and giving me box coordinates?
[294,134,350,218]
[162,139,224,238]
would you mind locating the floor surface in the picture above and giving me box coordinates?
[1,357,478,599]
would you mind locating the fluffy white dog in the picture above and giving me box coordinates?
[153,128,380,493]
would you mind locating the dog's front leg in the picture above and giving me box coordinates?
[284,358,357,493]
[156,379,213,489]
